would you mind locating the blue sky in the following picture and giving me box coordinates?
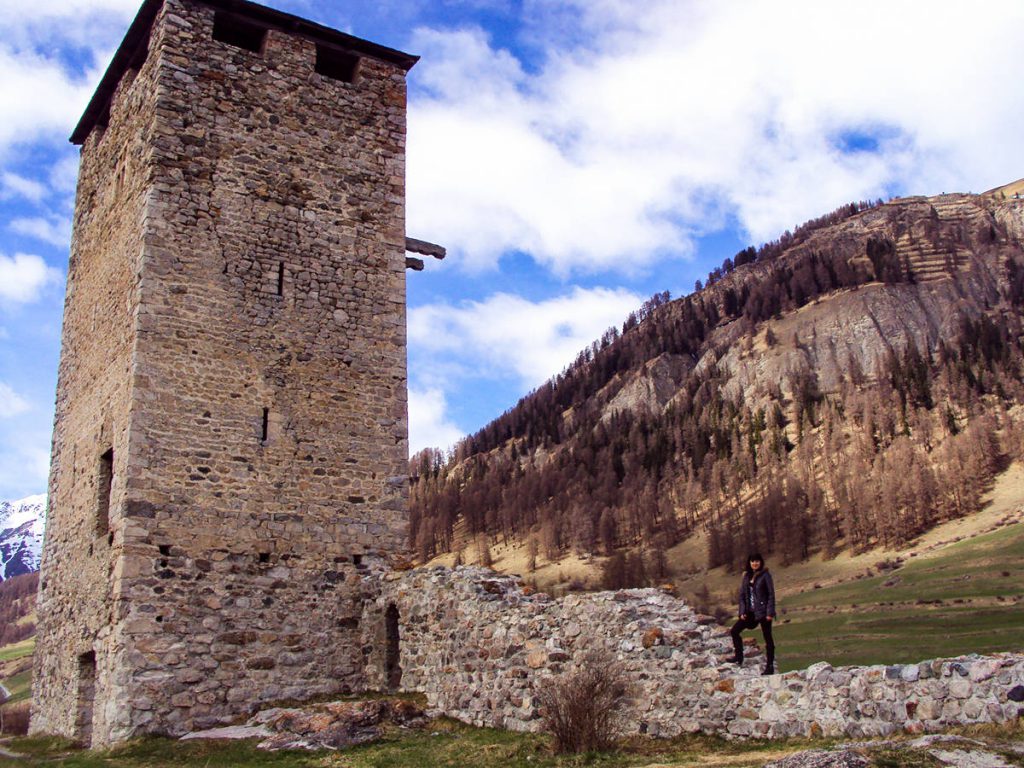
[1,0,1023,501]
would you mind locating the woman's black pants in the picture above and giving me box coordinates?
[730,616,774,665]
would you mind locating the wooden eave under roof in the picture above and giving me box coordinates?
[70,0,419,146]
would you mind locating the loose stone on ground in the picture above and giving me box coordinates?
[183,698,426,751]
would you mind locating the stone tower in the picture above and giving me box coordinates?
[32,0,417,747]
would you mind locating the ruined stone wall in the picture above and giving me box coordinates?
[32,20,164,745]
[371,568,1024,740]
[35,0,412,746]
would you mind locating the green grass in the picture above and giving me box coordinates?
[0,638,34,663]
[2,668,31,704]
[774,522,1024,670]
[7,725,1021,768]
[1,637,35,710]
[1,725,815,768]
[869,748,944,767]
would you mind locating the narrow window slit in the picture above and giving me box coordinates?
[261,408,270,443]
[385,604,402,690]
[276,262,285,296]
[97,448,114,536]
[316,45,360,83]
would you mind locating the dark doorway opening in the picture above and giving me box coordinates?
[76,651,97,747]
[385,603,402,691]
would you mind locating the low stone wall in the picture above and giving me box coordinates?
[363,566,1024,739]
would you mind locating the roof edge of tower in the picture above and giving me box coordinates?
[70,0,420,146]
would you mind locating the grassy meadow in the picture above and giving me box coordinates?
[774,519,1024,670]
[0,638,33,706]
[0,638,33,665]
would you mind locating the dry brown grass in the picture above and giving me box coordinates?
[429,460,1024,621]
[670,461,1024,611]
[429,536,602,594]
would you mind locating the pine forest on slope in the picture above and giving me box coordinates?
[410,182,1024,584]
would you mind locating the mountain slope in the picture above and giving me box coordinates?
[0,495,46,582]
[410,184,1024,578]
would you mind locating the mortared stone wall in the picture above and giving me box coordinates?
[33,0,413,746]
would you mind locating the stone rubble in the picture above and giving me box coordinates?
[928,748,1016,767]
[767,734,1024,768]
[764,749,870,768]
[183,697,425,751]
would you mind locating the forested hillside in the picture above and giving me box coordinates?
[0,572,37,646]
[410,184,1024,580]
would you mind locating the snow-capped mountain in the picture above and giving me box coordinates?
[0,494,46,581]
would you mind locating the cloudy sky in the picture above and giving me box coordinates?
[0,0,1022,500]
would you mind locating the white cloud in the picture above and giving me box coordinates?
[10,215,72,247]
[0,45,97,159]
[0,0,137,18]
[1,172,47,203]
[48,155,80,196]
[0,252,61,305]
[0,383,30,418]
[0,0,135,160]
[408,387,465,454]
[0,441,50,500]
[407,0,1024,275]
[410,286,643,388]
[0,0,138,50]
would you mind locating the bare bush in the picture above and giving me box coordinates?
[0,703,31,736]
[535,653,630,754]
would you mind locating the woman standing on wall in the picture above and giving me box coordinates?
[726,553,776,675]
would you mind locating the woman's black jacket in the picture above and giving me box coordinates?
[737,569,776,621]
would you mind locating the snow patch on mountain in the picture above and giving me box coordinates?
[0,494,46,581]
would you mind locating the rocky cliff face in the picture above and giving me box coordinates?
[621,191,1022,422]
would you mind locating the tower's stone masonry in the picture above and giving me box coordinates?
[33,0,416,746]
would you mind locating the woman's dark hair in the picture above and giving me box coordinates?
[745,553,765,572]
